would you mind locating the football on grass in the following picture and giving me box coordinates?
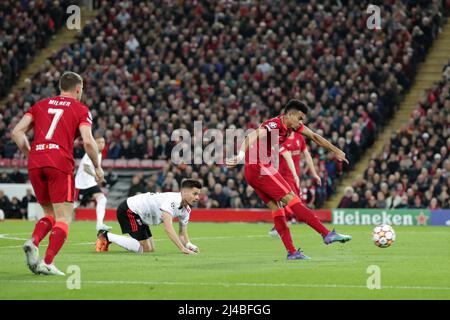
[372,224,396,248]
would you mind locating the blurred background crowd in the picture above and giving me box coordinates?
[0,0,447,217]
[339,64,449,210]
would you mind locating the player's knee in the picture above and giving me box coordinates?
[281,192,295,204]
[266,203,279,211]
[43,210,55,217]
[96,194,107,204]
[55,216,72,224]
[41,203,54,216]
[55,210,72,224]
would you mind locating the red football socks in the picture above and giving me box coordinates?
[287,197,330,237]
[44,221,69,265]
[284,206,295,221]
[272,209,297,254]
[32,215,55,247]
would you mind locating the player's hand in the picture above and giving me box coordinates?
[334,150,349,165]
[226,151,245,168]
[22,147,30,158]
[95,166,105,183]
[186,242,200,253]
[226,156,240,168]
[312,173,322,186]
[181,247,197,255]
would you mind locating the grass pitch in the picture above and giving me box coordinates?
[0,220,449,299]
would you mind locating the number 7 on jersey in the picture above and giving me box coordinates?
[45,108,64,140]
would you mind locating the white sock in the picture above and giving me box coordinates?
[96,195,107,227]
[107,232,143,253]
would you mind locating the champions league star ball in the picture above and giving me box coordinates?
[372,224,396,248]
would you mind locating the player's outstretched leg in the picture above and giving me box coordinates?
[97,231,143,253]
[284,196,352,245]
[94,194,112,231]
[323,228,352,245]
[285,196,330,236]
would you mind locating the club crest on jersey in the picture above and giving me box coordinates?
[171,202,176,210]
[268,122,278,129]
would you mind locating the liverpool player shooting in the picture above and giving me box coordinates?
[227,99,351,260]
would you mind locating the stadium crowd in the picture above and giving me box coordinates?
[0,188,37,220]
[0,0,77,98]
[0,0,446,210]
[0,169,35,219]
[339,65,450,209]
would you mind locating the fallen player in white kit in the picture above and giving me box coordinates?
[96,179,201,254]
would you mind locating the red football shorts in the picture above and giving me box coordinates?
[244,164,293,204]
[28,167,75,204]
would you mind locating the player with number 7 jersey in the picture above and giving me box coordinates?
[12,71,104,276]
[26,93,93,176]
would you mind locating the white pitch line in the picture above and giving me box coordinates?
[0,232,32,235]
[0,234,28,241]
[1,279,450,291]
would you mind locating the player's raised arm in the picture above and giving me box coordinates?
[300,125,349,165]
[226,128,267,168]
[12,114,34,157]
[179,223,199,253]
[161,211,197,254]
[79,125,104,182]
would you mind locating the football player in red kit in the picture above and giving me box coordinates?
[227,99,351,260]
[268,131,322,237]
[12,71,104,275]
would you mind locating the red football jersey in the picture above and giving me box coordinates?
[245,115,304,166]
[279,132,306,177]
[25,96,92,174]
